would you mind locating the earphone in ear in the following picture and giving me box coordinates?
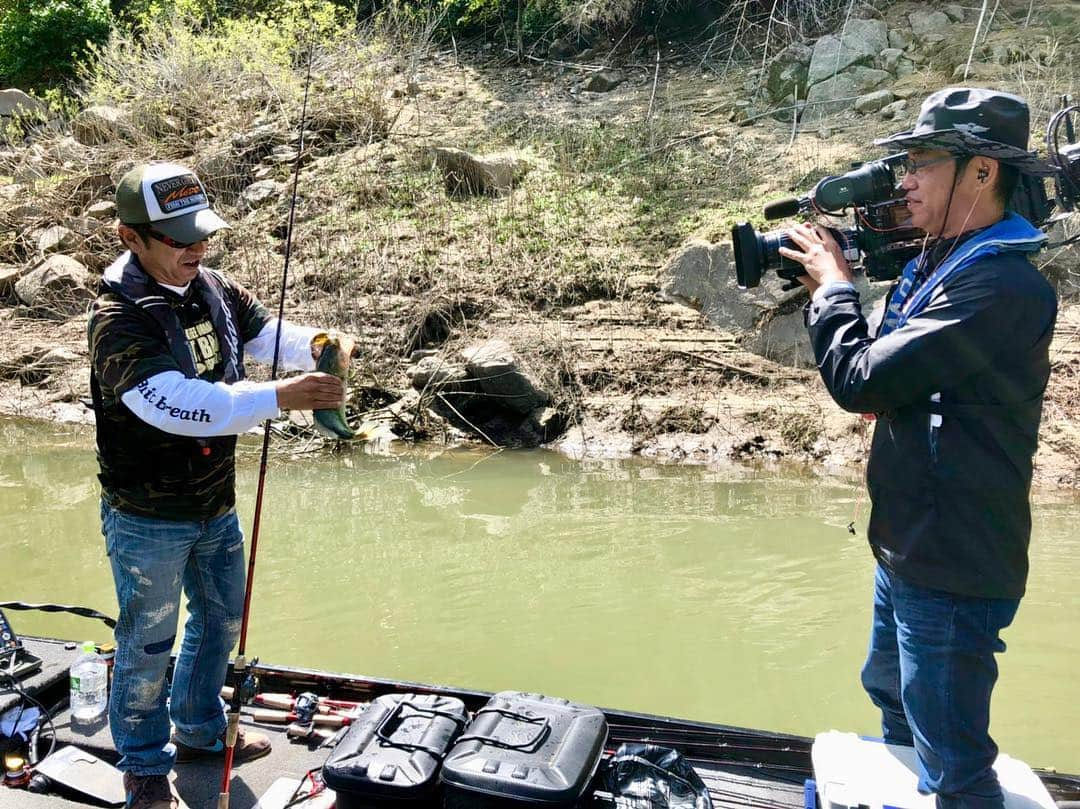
[977,167,989,183]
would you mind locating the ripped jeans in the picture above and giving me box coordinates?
[101,501,246,774]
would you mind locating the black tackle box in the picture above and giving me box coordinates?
[440,691,609,809]
[323,692,469,808]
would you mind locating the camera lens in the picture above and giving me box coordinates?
[731,223,806,288]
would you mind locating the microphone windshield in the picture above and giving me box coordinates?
[762,197,801,220]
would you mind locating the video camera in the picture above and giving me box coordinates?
[732,97,1080,290]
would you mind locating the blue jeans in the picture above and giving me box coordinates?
[101,501,246,774]
[861,565,1020,809]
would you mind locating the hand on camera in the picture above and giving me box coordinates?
[777,223,853,295]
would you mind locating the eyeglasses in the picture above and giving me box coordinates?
[896,154,957,179]
[146,228,208,250]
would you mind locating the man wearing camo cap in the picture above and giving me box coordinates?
[89,162,347,809]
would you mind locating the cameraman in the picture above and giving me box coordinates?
[779,87,1057,808]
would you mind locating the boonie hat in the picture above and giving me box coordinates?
[116,163,230,243]
[874,87,1057,176]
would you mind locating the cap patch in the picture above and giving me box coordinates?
[151,174,207,214]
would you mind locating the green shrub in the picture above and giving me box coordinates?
[0,0,113,88]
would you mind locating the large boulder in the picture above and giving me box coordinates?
[745,277,891,367]
[431,148,529,196]
[908,10,951,45]
[14,255,95,318]
[657,240,799,330]
[461,339,549,415]
[803,74,860,124]
[847,66,891,93]
[766,42,812,103]
[807,19,888,84]
[0,89,46,118]
[72,105,134,146]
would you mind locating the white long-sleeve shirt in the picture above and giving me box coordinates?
[120,318,322,436]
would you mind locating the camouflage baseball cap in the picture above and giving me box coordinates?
[116,162,230,243]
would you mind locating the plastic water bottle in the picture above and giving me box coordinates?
[70,641,108,722]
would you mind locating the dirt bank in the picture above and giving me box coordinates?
[2,0,1079,487]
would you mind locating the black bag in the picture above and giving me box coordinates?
[440,691,609,809]
[323,693,468,809]
[603,744,713,809]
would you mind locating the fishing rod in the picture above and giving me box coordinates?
[218,23,317,809]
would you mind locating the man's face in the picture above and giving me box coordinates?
[119,225,209,287]
[899,148,961,235]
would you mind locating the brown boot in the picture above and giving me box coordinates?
[174,726,272,764]
[123,773,179,809]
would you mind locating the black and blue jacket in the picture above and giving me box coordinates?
[806,214,1057,599]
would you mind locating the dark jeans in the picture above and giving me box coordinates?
[861,565,1020,809]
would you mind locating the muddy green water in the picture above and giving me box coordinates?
[2,419,1078,771]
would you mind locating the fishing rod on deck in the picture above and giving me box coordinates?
[218,22,318,809]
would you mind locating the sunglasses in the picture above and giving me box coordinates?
[895,154,957,179]
[146,228,209,250]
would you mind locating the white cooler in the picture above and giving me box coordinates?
[810,731,1056,809]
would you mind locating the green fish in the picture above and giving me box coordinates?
[312,333,356,440]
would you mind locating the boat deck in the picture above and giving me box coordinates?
[0,639,809,809]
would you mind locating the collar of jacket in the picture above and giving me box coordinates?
[881,212,1046,336]
[101,251,243,383]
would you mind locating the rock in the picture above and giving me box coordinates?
[0,89,46,118]
[746,277,890,367]
[582,69,625,93]
[431,147,528,196]
[528,406,569,444]
[846,66,891,92]
[0,265,28,298]
[0,345,81,385]
[908,10,951,44]
[880,99,909,120]
[240,180,283,209]
[409,356,472,393]
[888,29,912,51]
[38,226,79,255]
[807,19,888,84]
[854,90,894,114]
[548,37,576,59]
[232,122,282,151]
[657,240,797,330]
[13,255,94,318]
[72,105,133,145]
[881,48,904,73]
[952,62,1010,82]
[461,339,549,415]
[894,57,917,78]
[803,73,860,123]
[85,200,117,220]
[772,98,806,123]
[943,4,964,22]
[266,145,299,164]
[766,42,812,103]
[50,136,88,165]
